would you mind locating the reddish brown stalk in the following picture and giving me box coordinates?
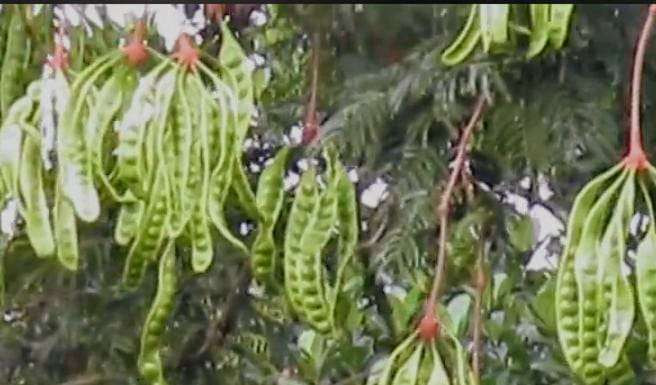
[301,32,320,146]
[172,33,200,73]
[48,26,69,71]
[418,95,487,341]
[625,4,656,170]
[471,251,487,384]
[205,4,226,23]
[122,18,149,67]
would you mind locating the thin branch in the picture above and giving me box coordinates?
[302,32,320,145]
[183,265,252,365]
[426,95,487,313]
[626,4,656,166]
[57,374,123,385]
[471,240,487,385]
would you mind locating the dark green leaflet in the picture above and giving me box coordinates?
[18,135,55,257]
[480,4,509,53]
[549,4,574,49]
[527,4,550,58]
[235,332,270,357]
[138,239,177,385]
[441,5,481,66]
[251,147,289,282]
[1,6,28,118]
[555,162,624,378]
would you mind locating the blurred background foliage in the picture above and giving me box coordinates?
[1,4,656,385]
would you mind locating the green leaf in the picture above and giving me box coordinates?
[446,293,472,337]
[507,214,534,252]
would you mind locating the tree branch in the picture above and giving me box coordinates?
[625,4,656,169]
[471,240,487,385]
[426,95,487,314]
[302,32,320,145]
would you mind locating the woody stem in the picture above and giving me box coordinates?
[425,95,487,314]
[628,5,656,157]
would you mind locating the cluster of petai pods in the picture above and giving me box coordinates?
[371,313,475,385]
[0,20,258,278]
[554,162,638,384]
[283,146,359,334]
[0,15,282,384]
[555,157,656,384]
[0,7,365,381]
[554,5,656,384]
[441,4,574,66]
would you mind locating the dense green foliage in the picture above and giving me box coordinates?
[1,4,656,385]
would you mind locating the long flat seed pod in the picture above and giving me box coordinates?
[377,332,418,385]
[527,4,551,58]
[637,175,656,366]
[18,135,55,257]
[441,5,481,66]
[188,81,214,272]
[0,96,32,199]
[122,164,170,290]
[598,173,635,368]
[58,51,122,222]
[480,4,509,53]
[284,167,319,319]
[573,169,628,384]
[549,4,575,49]
[138,239,177,385]
[427,342,451,385]
[251,146,289,282]
[555,162,624,377]
[390,342,423,385]
[1,6,28,117]
[54,182,79,271]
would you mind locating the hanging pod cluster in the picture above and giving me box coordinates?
[283,146,359,334]
[441,4,574,66]
[114,22,261,289]
[554,5,656,383]
[554,157,656,384]
[0,17,274,384]
[0,20,259,279]
[371,310,475,385]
